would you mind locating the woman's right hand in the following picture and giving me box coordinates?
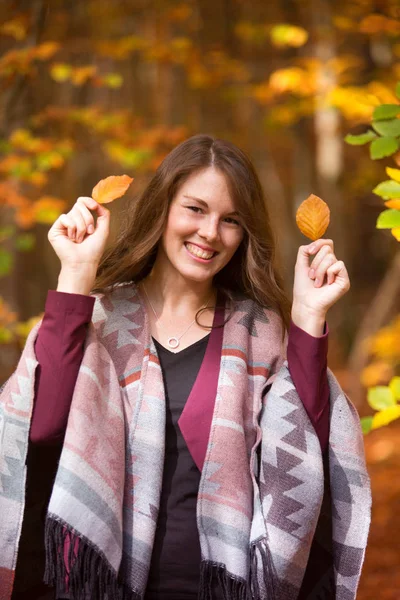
[48,197,110,295]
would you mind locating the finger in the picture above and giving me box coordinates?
[94,204,110,236]
[306,238,334,257]
[58,214,76,240]
[309,247,336,278]
[78,196,110,235]
[77,196,109,220]
[76,196,99,212]
[297,238,334,269]
[313,254,337,287]
[74,202,95,236]
[326,261,350,289]
[69,206,88,243]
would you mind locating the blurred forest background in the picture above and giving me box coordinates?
[0,0,399,598]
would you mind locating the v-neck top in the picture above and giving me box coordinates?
[144,334,216,599]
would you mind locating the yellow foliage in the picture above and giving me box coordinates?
[361,361,394,388]
[33,197,67,224]
[0,18,27,41]
[359,14,400,35]
[367,316,400,362]
[371,405,400,430]
[167,4,193,22]
[71,66,97,86]
[270,24,309,48]
[234,22,270,45]
[29,172,48,187]
[269,67,314,95]
[0,297,17,327]
[329,87,376,120]
[95,36,147,60]
[333,16,355,31]
[391,227,400,241]
[15,314,43,342]
[34,42,60,61]
[50,63,73,82]
[10,128,52,153]
[386,167,400,183]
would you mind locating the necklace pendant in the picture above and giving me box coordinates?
[167,337,179,349]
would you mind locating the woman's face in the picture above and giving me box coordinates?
[159,167,245,286]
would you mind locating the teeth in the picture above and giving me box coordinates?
[186,243,215,260]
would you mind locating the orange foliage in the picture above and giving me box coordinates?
[296,195,331,241]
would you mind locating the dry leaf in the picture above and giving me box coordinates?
[92,174,133,204]
[296,194,330,241]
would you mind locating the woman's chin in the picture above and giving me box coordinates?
[175,264,218,284]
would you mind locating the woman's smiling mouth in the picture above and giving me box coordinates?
[184,242,218,261]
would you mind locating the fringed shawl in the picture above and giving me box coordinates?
[0,284,371,600]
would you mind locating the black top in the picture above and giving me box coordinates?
[145,334,222,600]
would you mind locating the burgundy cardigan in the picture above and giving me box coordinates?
[30,290,330,454]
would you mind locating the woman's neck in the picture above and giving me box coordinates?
[140,271,215,319]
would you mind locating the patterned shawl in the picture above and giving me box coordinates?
[0,283,371,600]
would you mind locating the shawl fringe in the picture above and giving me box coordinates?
[44,516,140,600]
[199,560,249,600]
[249,538,278,600]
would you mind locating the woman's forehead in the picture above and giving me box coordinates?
[177,168,236,209]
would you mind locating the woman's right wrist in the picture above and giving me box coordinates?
[57,264,98,296]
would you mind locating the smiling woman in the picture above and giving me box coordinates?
[93,134,292,339]
[1,134,370,600]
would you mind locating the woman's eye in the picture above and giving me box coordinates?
[187,206,203,213]
[224,217,240,226]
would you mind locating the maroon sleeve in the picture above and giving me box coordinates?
[30,290,95,445]
[286,319,330,454]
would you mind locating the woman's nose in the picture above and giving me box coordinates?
[198,218,220,241]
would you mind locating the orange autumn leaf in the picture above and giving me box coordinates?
[92,175,133,204]
[384,199,400,210]
[296,194,330,241]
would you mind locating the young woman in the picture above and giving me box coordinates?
[1,135,370,600]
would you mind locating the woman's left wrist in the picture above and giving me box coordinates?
[291,304,326,337]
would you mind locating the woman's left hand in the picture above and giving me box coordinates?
[292,238,351,320]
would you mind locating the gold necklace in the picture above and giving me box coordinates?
[142,283,212,350]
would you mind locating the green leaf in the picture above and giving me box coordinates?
[373,104,400,121]
[373,180,400,198]
[376,209,400,229]
[360,416,373,435]
[370,136,399,159]
[344,131,377,145]
[396,82,400,100]
[372,119,400,137]
[389,376,400,400]
[0,248,13,277]
[15,233,35,252]
[372,405,400,430]
[367,386,396,410]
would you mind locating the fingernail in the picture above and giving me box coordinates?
[309,268,315,278]
[315,278,320,286]
[88,224,94,234]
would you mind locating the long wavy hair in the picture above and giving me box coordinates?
[93,134,292,338]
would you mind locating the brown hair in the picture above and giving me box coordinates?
[94,134,292,338]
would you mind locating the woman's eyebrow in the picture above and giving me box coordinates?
[183,195,239,217]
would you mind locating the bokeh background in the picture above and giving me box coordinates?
[1,1,399,598]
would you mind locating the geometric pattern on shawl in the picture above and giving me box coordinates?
[0,284,371,600]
